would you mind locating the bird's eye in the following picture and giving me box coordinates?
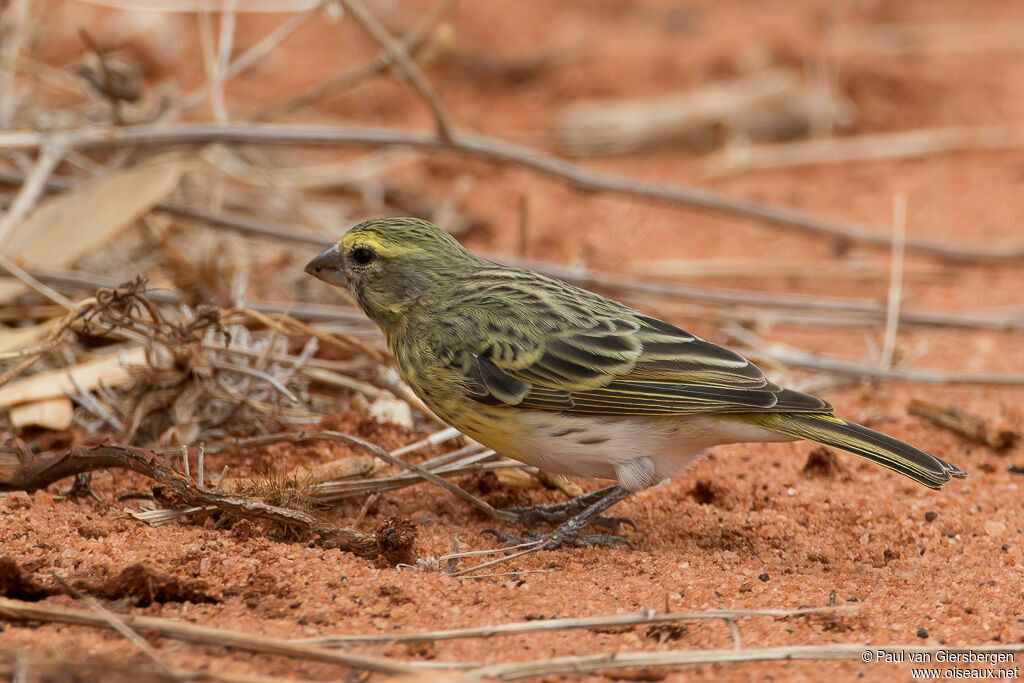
[352,247,375,265]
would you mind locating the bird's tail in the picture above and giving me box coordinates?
[732,412,967,489]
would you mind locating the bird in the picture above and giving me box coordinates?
[306,216,966,549]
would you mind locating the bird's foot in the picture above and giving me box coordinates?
[496,485,638,532]
[498,504,637,532]
[482,527,633,550]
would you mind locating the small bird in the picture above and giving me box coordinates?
[306,217,966,549]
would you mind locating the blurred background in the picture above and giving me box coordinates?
[1,0,1024,678]
[3,0,1022,432]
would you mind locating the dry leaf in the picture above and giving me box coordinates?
[495,468,535,489]
[0,345,147,408]
[0,156,188,304]
[0,318,58,354]
[10,397,73,430]
[366,395,414,428]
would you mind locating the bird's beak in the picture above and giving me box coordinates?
[305,245,348,287]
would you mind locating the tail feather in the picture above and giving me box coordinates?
[736,413,967,489]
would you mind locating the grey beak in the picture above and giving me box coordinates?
[305,246,348,287]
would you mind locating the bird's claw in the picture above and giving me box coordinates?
[498,504,637,533]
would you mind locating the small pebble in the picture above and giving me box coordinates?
[1002,543,1010,551]
[917,628,929,639]
[846,596,859,602]
[924,510,939,522]
[758,572,770,582]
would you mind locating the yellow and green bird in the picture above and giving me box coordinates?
[306,217,965,549]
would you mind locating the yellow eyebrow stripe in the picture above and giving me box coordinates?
[340,231,422,258]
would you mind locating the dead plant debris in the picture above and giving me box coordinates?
[908,399,1020,451]
[1,0,1022,679]
[801,447,842,478]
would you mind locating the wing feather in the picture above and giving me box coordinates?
[440,270,831,417]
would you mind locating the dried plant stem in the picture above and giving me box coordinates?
[706,125,1024,175]
[212,0,239,123]
[210,359,300,402]
[0,443,380,556]
[0,254,74,309]
[50,575,176,679]
[282,431,520,522]
[16,264,377,328]
[154,429,506,507]
[0,143,65,247]
[174,2,324,117]
[22,258,1023,336]
[497,255,1023,330]
[200,341,377,374]
[260,0,454,117]
[337,0,454,141]
[0,297,94,387]
[313,455,517,501]
[187,425,459,457]
[466,643,1024,680]
[0,646,317,683]
[880,194,907,369]
[1,123,1020,262]
[2,169,1019,330]
[299,606,851,646]
[450,543,545,577]
[0,0,31,126]
[231,306,385,360]
[908,399,1020,450]
[727,324,1024,385]
[0,597,422,675]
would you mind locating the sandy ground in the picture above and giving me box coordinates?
[3,0,1024,680]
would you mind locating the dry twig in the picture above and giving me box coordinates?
[727,324,1024,385]
[50,575,176,679]
[466,643,1024,679]
[0,597,422,675]
[0,443,381,556]
[336,0,454,141]
[2,169,1020,331]
[0,297,94,387]
[256,430,520,521]
[173,2,325,117]
[299,606,853,646]
[0,144,65,248]
[0,0,31,126]
[259,0,454,117]
[0,646,314,683]
[879,195,906,369]
[0,253,75,309]
[2,123,1021,262]
[706,125,1024,176]
[908,399,1020,451]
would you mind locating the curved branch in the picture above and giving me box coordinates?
[0,443,380,556]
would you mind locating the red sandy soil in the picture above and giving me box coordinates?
[4,0,1024,680]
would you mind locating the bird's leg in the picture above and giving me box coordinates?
[496,484,637,531]
[485,485,635,549]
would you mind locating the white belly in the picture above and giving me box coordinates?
[455,410,794,493]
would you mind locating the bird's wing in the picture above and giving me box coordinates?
[445,291,830,416]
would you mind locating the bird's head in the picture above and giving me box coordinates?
[305,217,477,332]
